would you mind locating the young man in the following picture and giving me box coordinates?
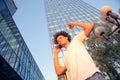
[53,22,105,80]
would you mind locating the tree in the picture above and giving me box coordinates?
[86,21,120,80]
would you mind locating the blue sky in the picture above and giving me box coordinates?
[13,0,120,80]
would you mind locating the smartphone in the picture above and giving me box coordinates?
[58,45,62,49]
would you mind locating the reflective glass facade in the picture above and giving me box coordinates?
[44,0,101,58]
[0,0,45,80]
[0,0,17,15]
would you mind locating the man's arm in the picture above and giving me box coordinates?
[68,22,94,36]
[53,46,66,75]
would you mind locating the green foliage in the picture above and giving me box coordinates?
[86,21,120,80]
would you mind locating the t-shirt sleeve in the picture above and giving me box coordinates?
[59,58,65,67]
[75,31,88,42]
[61,54,68,68]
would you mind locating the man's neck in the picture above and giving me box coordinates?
[64,42,70,48]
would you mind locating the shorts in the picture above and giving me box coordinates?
[86,72,105,80]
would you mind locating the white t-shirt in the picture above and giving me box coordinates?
[61,31,100,80]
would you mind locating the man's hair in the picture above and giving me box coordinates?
[54,31,71,44]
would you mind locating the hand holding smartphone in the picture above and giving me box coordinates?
[54,44,62,54]
[58,45,62,49]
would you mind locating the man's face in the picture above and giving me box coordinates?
[57,35,68,46]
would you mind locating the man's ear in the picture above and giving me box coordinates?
[65,37,68,40]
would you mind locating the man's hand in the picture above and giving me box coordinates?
[54,45,61,55]
[68,22,75,29]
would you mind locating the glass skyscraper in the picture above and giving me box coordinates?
[44,0,101,57]
[0,0,45,80]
